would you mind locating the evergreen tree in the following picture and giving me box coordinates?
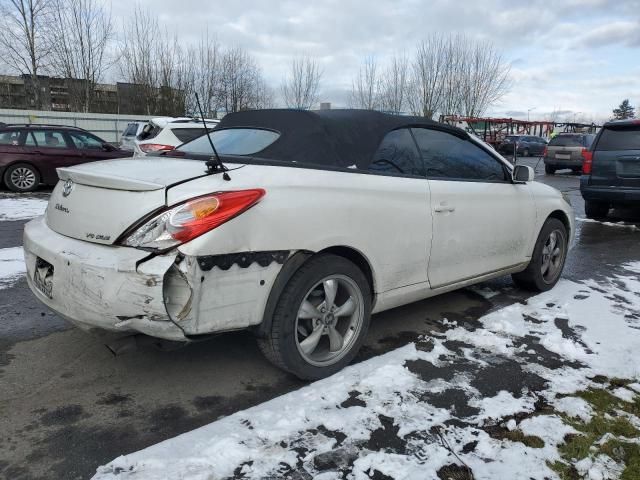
[612,99,636,120]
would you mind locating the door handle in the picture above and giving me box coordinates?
[434,203,456,213]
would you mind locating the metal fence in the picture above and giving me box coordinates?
[0,108,154,143]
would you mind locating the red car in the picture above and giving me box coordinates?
[0,124,130,192]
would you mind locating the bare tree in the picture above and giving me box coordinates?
[378,53,409,115]
[50,0,113,112]
[406,35,449,119]
[281,56,322,110]
[217,46,269,113]
[350,56,379,110]
[0,0,52,109]
[457,38,511,117]
[187,31,220,116]
[406,34,511,119]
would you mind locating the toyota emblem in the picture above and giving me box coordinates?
[62,179,74,197]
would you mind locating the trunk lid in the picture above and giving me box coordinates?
[46,157,212,245]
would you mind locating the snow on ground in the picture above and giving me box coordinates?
[0,196,48,221]
[0,246,26,289]
[576,217,640,232]
[94,265,640,480]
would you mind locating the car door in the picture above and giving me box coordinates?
[411,127,536,289]
[66,131,111,163]
[365,128,432,294]
[27,129,78,184]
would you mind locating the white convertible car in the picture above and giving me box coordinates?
[24,110,574,379]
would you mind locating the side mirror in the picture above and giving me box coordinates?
[513,165,534,183]
[102,142,115,152]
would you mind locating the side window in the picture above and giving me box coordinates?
[24,132,37,146]
[411,128,507,182]
[369,128,424,176]
[68,132,104,150]
[31,130,68,148]
[0,130,21,145]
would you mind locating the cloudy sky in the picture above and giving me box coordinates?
[110,0,640,122]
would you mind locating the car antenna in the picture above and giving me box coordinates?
[195,93,230,181]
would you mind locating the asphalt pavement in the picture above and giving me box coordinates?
[1,158,639,480]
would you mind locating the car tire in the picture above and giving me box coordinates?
[257,253,372,380]
[512,218,568,292]
[3,163,40,192]
[584,200,609,219]
[545,164,556,175]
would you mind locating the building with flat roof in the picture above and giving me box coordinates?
[0,74,184,116]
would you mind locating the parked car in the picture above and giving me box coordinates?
[24,110,573,379]
[580,119,640,219]
[0,124,130,192]
[119,121,147,151]
[497,135,547,157]
[134,117,219,156]
[543,133,596,174]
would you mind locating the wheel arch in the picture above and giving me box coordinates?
[252,245,377,338]
[2,160,44,186]
[547,209,571,238]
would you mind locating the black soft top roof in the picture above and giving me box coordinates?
[215,109,468,168]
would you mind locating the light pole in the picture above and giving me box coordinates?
[527,107,536,121]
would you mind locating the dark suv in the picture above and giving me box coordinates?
[581,120,640,218]
[0,124,130,192]
[497,135,547,157]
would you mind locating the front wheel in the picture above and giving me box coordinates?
[512,218,568,292]
[257,254,371,380]
[545,164,556,175]
[4,163,40,192]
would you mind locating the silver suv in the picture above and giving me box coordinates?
[544,133,596,175]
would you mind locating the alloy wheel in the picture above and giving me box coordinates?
[295,274,365,367]
[540,229,566,284]
[10,167,36,190]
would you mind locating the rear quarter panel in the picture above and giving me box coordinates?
[169,164,432,294]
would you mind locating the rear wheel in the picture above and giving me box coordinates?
[545,164,556,175]
[257,254,371,380]
[512,218,568,292]
[4,163,40,192]
[584,200,609,219]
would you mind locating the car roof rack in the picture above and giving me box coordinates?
[0,123,87,130]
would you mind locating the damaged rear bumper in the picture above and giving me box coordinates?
[23,217,288,341]
[24,217,187,341]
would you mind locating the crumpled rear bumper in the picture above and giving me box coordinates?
[23,217,187,341]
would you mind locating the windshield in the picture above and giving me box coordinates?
[549,135,584,147]
[176,128,280,156]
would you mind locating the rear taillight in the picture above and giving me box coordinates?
[169,190,265,243]
[542,146,548,157]
[121,189,266,250]
[581,148,593,174]
[139,143,175,153]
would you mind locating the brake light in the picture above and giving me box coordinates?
[168,190,265,243]
[581,148,593,174]
[542,146,548,157]
[121,189,265,249]
[140,143,175,153]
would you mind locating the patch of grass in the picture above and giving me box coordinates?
[554,385,640,480]
[600,440,640,480]
[547,460,579,480]
[502,430,545,449]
